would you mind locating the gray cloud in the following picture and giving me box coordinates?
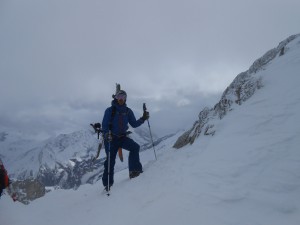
[1,0,299,138]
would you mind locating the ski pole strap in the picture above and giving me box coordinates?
[108,106,116,132]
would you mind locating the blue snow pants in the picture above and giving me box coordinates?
[102,136,143,187]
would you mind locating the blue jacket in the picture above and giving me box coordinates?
[102,100,144,136]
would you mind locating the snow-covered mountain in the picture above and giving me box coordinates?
[1,130,97,177]
[174,34,300,149]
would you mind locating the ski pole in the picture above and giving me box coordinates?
[143,103,157,160]
[107,131,112,196]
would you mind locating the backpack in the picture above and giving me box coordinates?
[0,165,9,190]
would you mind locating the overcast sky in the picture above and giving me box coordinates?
[0,0,299,139]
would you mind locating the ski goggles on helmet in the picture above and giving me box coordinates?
[116,93,127,101]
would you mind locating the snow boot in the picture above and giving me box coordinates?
[104,184,112,192]
[129,171,143,179]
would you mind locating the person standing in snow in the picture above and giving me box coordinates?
[101,89,149,191]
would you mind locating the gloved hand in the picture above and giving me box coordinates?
[105,133,113,142]
[141,111,150,121]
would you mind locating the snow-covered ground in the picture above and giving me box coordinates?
[1,37,300,225]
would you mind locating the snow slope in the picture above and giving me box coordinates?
[1,35,300,225]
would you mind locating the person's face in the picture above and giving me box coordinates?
[117,98,125,105]
[116,93,126,105]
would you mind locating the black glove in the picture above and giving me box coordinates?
[141,111,150,121]
[105,133,113,142]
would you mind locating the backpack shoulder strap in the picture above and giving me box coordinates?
[111,105,116,117]
[109,106,116,131]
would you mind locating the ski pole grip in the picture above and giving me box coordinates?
[143,103,147,112]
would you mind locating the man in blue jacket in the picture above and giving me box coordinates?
[101,90,149,191]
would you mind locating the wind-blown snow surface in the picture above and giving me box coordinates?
[1,38,300,224]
